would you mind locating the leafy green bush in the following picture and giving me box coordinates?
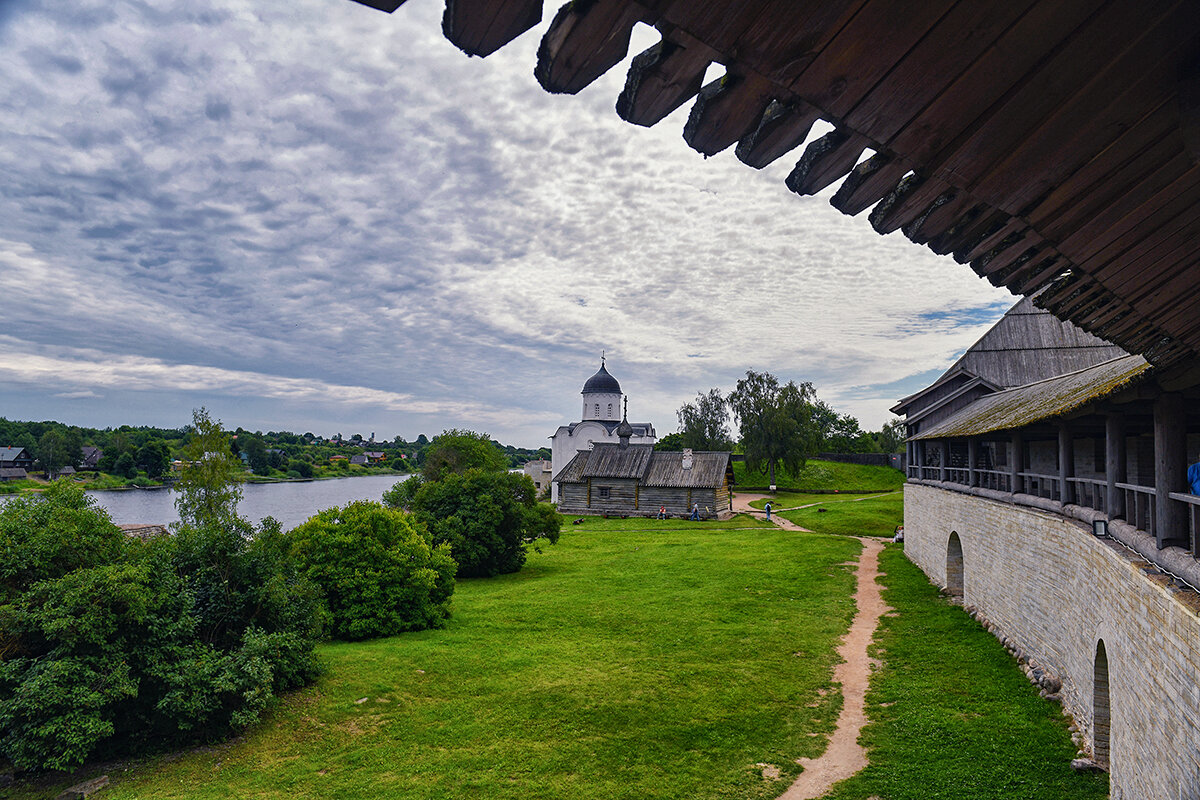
[288,459,313,479]
[411,470,562,578]
[382,474,423,512]
[289,502,455,640]
[0,483,322,774]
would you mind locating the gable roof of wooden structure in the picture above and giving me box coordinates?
[553,443,731,488]
[911,354,1152,440]
[353,0,1200,366]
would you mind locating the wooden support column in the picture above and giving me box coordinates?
[1058,421,1074,504]
[1105,412,1127,519]
[967,439,978,487]
[1154,393,1188,549]
[940,439,950,482]
[917,441,927,479]
[1009,431,1023,494]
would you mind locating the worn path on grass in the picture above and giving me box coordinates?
[733,492,892,798]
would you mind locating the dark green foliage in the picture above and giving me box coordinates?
[35,428,82,476]
[0,481,321,774]
[411,471,561,578]
[289,502,455,640]
[654,432,685,451]
[288,459,313,479]
[420,429,507,482]
[675,388,733,451]
[114,451,137,479]
[728,370,820,486]
[138,439,171,479]
[382,474,424,512]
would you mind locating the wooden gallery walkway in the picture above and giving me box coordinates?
[733,494,891,799]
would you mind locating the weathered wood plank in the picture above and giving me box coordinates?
[867,174,949,235]
[831,153,911,216]
[616,34,714,127]
[683,72,775,157]
[735,99,823,168]
[908,193,976,249]
[784,130,870,196]
[443,0,543,58]
[785,0,955,121]
[535,0,646,95]
[949,211,1011,264]
[1008,254,1069,296]
[964,2,1195,216]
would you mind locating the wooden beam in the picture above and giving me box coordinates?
[442,0,543,58]
[971,230,1042,279]
[1181,63,1200,163]
[349,0,407,12]
[903,192,975,247]
[735,100,823,169]
[784,130,871,196]
[535,0,645,95]
[682,72,775,157]
[868,175,949,235]
[830,153,911,216]
[1058,421,1074,505]
[960,216,1027,263]
[616,35,713,127]
[1154,392,1188,548]
[1008,254,1069,296]
[982,246,1041,288]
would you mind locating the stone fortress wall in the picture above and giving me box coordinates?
[904,482,1200,800]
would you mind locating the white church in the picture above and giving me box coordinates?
[549,358,656,502]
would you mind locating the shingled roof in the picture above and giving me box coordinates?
[553,443,732,488]
[911,354,1152,440]
[352,0,1200,367]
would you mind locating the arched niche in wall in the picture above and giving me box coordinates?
[946,531,964,597]
[1094,640,1111,769]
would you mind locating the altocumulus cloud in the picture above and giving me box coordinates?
[0,0,1012,444]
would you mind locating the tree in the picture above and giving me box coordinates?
[411,471,561,578]
[35,427,81,477]
[382,474,424,512]
[874,418,907,454]
[676,388,733,451]
[812,400,877,453]
[138,439,171,479]
[289,502,456,640]
[727,371,818,490]
[174,408,244,530]
[241,435,269,475]
[655,432,685,451]
[421,429,507,482]
[114,451,137,479]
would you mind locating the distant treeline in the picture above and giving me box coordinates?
[0,417,551,484]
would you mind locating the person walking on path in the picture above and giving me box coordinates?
[690,502,700,521]
[765,501,772,521]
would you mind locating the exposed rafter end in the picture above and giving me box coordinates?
[735,100,822,169]
[784,130,870,196]
[535,0,644,94]
[868,174,947,235]
[905,194,974,247]
[616,36,711,127]
[443,0,543,58]
[831,153,910,216]
[349,0,406,12]
[683,73,774,157]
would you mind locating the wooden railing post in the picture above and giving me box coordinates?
[1106,411,1126,520]
[1154,393,1188,549]
[940,439,950,482]
[967,439,978,487]
[1010,431,1023,494]
[1058,421,1074,505]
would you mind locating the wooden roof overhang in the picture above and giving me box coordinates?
[353,0,1200,365]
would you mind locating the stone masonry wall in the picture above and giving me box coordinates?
[905,482,1200,800]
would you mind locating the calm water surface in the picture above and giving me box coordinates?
[84,474,406,530]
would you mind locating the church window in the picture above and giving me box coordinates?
[594,404,600,416]
[608,403,613,416]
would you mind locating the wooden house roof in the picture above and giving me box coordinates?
[911,354,1152,440]
[353,0,1200,366]
[553,443,731,488]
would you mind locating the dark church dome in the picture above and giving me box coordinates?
[582,361,622,395]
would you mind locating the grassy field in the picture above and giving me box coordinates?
[732,460,904,493]
[824,546,1109,800]
[778,494,904,539]
[8,526,860,800]
[559,513,774,532]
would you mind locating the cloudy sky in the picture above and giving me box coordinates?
[0,0,1014,447]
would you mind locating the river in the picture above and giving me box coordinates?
[83,474,406,530]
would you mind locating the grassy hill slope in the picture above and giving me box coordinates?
[733,458,904,492]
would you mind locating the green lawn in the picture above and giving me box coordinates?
[744,491,890,509]
[824,546,1109,800]
[13,527,859,800]
[732,460,904,492]
[779,493,904,538]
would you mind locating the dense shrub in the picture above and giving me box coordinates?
[0,483,322,774]
[288,459,313,478]
[411,470,562,578]
[382,474,423,512]
[289,502,456,640]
